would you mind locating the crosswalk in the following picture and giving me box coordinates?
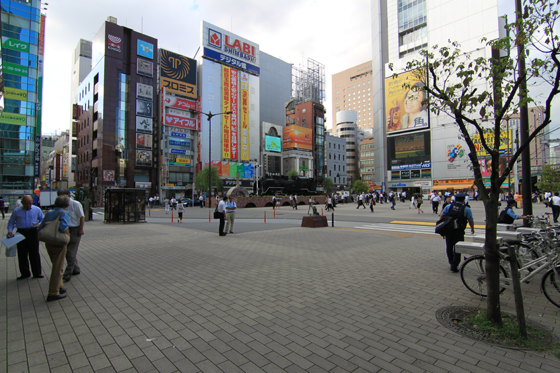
[353,222,437,236]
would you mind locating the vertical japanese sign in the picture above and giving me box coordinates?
[240,73,249,161]
[222,65,232,159]
[230,68,239,160]
[35,14,46,178]
[222,161,230,177]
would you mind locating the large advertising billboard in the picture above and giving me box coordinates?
[473,130,513,158]
[222,65,239,159]
[282,126,312,151]
[387,131,431,171]
[240,73,249,161]
[385,68,428,135]
[202,21,260,76]
[160,49,197,98]
[265,136,281,152]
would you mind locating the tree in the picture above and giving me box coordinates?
[535,165,560,192]
[323,177,334,193]
[351,180,368,194]
[390,0,560,324]
[287,169,299,178]
[194,166,223,196]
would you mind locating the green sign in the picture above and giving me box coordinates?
[3,62,28,77]
[237,163,245,178]
[0,112,26,126]
[2,38,29,52]
[230,162,237,177]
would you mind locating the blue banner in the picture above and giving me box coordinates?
[203,47,260,76]
[170,149,187,155]
[171,132,189,139]
[244,164,253,178]
[390,162,431,171]
[169,140,190,147]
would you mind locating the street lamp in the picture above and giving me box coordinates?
[189,110,232,208]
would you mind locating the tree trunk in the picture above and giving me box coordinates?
[484,197,503,325]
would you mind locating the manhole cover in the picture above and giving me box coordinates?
[435,306,558,349]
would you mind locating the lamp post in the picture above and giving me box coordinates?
[189,110,232,208]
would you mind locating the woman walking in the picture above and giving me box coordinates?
[416,195,424,214]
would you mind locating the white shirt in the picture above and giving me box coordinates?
[199,196,203,201]
[552,196,560,206]
[359,194,364,200]
[15,199,22,208]
[432,195,442,202]
[68,198,85,227]
[217,200,226,213]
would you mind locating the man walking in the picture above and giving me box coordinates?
[58,189,85,283]
[551,192,560,223]
[432,193,442,214]
[217,196,227,236]
[0,196,5,219]
[199,195,204,208]
[225,196,236,234]
[7,195,44,280]
[294,194,298,210]
[441,193,475,272]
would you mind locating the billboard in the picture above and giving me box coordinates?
[387,131,431,171]
[137,58,153,77]
[385,68,428,135]
[240,73,249,160]
[163,93,196,111]
[202,21,260,75]
[136,150,152,166]
[4,87,27,101]
[136,117,153,133]
[473,130,513,158]
[282,126,312,150]
[103,170,115,182]
[136,100,153,117]
[137,40,153,59]
[136,133,153,148]
[160,49,197,98]
[164,114,196,130]
[479,157,508,177]
[222,65,239,159]
[136,83,153,100]
[265,135,281,152]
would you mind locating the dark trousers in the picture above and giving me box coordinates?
[63,227,82,277]
[445,233,463,269]
[552,205,560,223]
[432,202,439,214]
[16,228,42,277]
[218,212,225,235]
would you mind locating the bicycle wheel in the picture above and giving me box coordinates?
[460,255,508,297]
[541,266,560,308]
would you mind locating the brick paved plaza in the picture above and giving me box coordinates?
[1,207,559,372]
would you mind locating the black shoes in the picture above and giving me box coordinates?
[59,287,67,294]
[219,233,227,236]
[450,267,459,273]
[63,275,71,282]
[33,275,44,279]
[46,293,67,302]
[17,275,30,280]
[229,231,234,234]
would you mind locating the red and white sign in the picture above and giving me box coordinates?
[164,95,196,111]
[167,108,190,118]
[164,114,196,130]
[108,34,122,52]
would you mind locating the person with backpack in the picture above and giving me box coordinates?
[499,199,531,224]
[440,193,475,273]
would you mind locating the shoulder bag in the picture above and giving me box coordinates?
[38,211,70,246]
[213,205,220,219]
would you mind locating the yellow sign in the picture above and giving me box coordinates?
[4,87,27,101]
[472,130,512,158]
[240,80,249,161]
[385,68,428,134]
[0,112,26,125]
[161,76,196,98]
[175,158,191,164]
[222,65,232,159]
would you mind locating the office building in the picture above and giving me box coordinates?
[335,110,359,183]
[0,0,45,203]
[371,0,503,194]
[359,136,375,186]
[75,17,158,204]
[331,61,373,134]
[326,133,347,188]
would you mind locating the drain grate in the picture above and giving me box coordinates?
[435,306,557,349]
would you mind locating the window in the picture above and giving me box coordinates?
[329,153,331,159]
[329,170,332,177]
[343,165,346,171]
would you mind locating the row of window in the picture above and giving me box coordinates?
[328,142,345,150]
[360,151,374,157]
[360,143,374,150]
[328,153,345,161]
[327,171,346,184]
[1,13,41,38]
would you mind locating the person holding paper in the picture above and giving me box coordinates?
[7,195,44,280]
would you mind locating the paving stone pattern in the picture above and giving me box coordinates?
[1,217,559,372]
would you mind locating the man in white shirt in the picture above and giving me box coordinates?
[551,192,560,223]
[199,195,204,208]
[218,196,227,236]
[58,189,85,282]
[432,193,442,214]
[225,197,237,233]
[15,196,23,208]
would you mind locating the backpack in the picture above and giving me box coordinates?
[498,207,515,224]
[435,203,466,236]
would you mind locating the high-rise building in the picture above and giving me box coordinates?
[335,110,359,184]
[0,0,45,203]
[359,136,375,186]
[75,18,158,204]
[371,0,503,194]
[331,61,373,134]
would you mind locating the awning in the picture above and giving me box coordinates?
[432,183,474,190]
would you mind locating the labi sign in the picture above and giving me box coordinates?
[2,37,29,52]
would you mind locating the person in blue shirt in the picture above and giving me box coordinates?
[225,197,237,234]
[38,196,71,302]
[503,199,531,221]
[441,193,475,273]
[7,195,45,280]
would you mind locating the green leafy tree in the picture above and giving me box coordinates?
[391,0,560,324]
[287,169,299,178]
[352,180,368,194]
[323,177,334,193]
[195,166,223,199]
[536,165,560,193]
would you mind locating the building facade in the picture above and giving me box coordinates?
[335,110,359,184]
[359,136,375,186]
[331,61,373,134]
[0,0,45,204]
[325,134,347,188]
[75,18,158,204]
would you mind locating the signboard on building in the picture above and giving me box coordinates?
[163,94,197,111]
[2,37,29,52]
[240,73,249,161]
[136,83,153,100]
[202,21,260,76]
[136,133,153,148]
[472,130,512,158]
[0,112,26,125]
[385,68,428,135]
[136,150,152,166]
[136,117,153,133]
[137,58,153,77]
[4,87,27,101]
[137,40,154,59]
[164,114,196,130]
[265,135,281,152]
[160,49,197,98]
[136,100,153,117]
[282,126,312,150]
[222,65,239,159]
[108,34,121,52]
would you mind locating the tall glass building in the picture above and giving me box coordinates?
[0,0,44,203]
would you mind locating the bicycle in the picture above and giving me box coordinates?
[460,237,560,308]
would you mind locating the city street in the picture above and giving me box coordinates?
[1,200,559,372]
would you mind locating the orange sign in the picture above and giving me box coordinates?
[282,126,312,151]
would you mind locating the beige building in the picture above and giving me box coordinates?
[331,61,373,134]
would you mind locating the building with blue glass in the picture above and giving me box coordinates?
[0,0,44,204]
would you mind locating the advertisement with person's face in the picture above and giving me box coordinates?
[479,157,508,177]
[385,69,429,134]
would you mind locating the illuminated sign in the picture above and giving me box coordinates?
[169,140,190,147]
[163,94,197,111]
[136,100,153,117]
[282,126,312,151]
[137,40,154,59]
[160,49,197,98]
[2,37,29,52]
[164,114,197,130]
[136,150,152,166]
[4,87,27,101]
[108,34,121,52]
[136,117,153,133]
[3,62,28,77]
[265,135,281,152]
[136,133,153,148]
[240,73,249,160]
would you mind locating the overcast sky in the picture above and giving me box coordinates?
[41,0,372,135]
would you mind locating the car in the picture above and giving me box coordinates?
[181,198,200,207]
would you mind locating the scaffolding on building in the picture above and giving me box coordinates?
[292,58,325,105]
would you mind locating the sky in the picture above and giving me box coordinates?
[40,0,373,135]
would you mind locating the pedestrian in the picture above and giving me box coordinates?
[294,194,298,210]
[440,193,475,272]
[149,196,154,208]
[334,193,338,207]
[416,195,424,214]
[217,196,227,236]
[432,193,442,214]
[272,195,277,210]
[164,198,169,214]
[15,196,23,209]
[357,193,365,209]
[171,197,177,210]
[0,196,4,219]
[390,193,396,210]
[326,194,334,211]
[199,195,204,208]
[38,195,71,302]
[370,197,375,213]
[499,198,531,224]
[177,202,184,223]
[550,192,560,223]
[410,195,416,209]
[439,195,452,218]
[225,196,236,234]
[7,195,44,280]
[289,195,294,209]
[57,189,85,283]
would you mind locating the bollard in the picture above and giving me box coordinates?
[274,209,276,219]
[209,210,211,223]
[332,212,334,227]
[149,207,151,218]
[171,209,174,223]
[264,211,267,224]
[322,208,323,216]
